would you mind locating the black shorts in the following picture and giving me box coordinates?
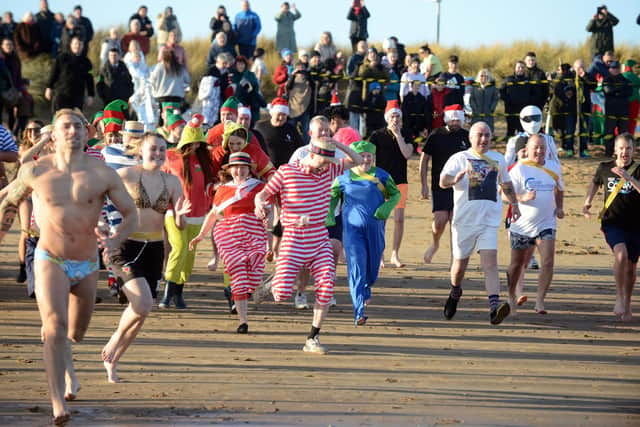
[431,187,454,212]
[111,239,164,298]
[272,220,283,238]
[327,213,343,241]
[602,224,640,263]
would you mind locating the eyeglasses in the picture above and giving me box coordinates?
[521,115,542,123]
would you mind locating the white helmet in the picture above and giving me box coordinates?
[519,105,543,135]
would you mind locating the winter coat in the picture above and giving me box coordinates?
[275,9,301,53]
[586,13,619,58]
[129,13,154,38]
[96,61,134,105]
[285,69,313,118]
[525,65,549,110]
[470,83,499,129]
[13,22,41,59]
[402,91,432,138]
[121,32,150,56]
[35,9,54,51]
[47,52,95,98]
[149,64,190,99]
[273,62,292,97]
[157,14,182,45]
[346,62,387,112]
[100,38,123,66]
[209,14,229,40]
[206,40,236,67]
[314,43,337,64]
[500,74,531,113]
[347,6,370,40]
[603,73,632,117]
[233,10,261,46]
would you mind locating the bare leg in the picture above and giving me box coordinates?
[450,257,470,287]
[612,243,628,316]
[424,210,451,263]
[622,260,637,322]
[102,278,153,383]
[18,199,33,265]
[507,247,533,316]
[390,207,405,267]
[479,250,500,296]
[312,302,330,328]
[534,239,556,313]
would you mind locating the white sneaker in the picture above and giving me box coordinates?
[294,293,309,309]
[328,296,337,307]
[303,336,328,354]
[253,273,274,304]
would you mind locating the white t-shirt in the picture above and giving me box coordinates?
[504,132,559,167]
[508,160,564,237]
[441,149,510,227]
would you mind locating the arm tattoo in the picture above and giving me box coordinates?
[0,173,32,213]
[501,182,517,204]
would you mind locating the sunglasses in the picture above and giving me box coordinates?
[521,115,542,123]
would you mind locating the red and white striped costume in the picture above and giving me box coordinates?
[262,159,346,305]
[213,179,267,301]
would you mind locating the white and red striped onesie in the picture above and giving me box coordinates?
[213,180,267,301]
[262,159,346,305]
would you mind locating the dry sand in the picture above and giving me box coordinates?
[0,155,639,426]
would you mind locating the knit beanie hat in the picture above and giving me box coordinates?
[177,114,206,150]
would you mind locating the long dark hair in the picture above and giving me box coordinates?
[180,142,215,190]
[162,49,182,76]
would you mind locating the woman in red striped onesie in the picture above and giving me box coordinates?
[190,151,266,333]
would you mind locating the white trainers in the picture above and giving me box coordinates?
[303,336,328,354]
[294,293,309,309]
[253,273,274,304]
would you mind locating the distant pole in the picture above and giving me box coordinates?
[433,0,441,44]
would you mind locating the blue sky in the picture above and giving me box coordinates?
[5,0,639,49]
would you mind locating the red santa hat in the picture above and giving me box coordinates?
[444,104,465,124]
[237,105,251,117]
[384,99,402,122]
[330,91,341,106]
[269,97,290,116]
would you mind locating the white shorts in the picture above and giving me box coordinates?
[452,225,499,259]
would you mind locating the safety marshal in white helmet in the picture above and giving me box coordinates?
[504,105,559,166]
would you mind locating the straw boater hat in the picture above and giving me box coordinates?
[222,151,253,169]
[309,138,336,159]
[122,121,145,137]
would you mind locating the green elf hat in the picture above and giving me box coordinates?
[222,120,249,150]
[624,59,637,72]
[166,110,186,131]
[220,96,239,116]
[92,110,105,125]
[161,101,181,113]
[102,99,128,133]
[350,140,376,154]
[177,114,207,150]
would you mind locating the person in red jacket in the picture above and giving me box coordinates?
[272,48,293,97]
[430,75,451,130]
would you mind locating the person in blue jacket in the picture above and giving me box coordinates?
[327,140,400,325]
[234,1,262,58]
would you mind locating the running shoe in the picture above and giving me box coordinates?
[490,302,511,325]
[294,293,309,309]
[444,296,459,320]
[253,273,274,304]
[579,150,591,158]
[303,336,328,354]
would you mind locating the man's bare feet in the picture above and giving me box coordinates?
[423,244,438,264]
[265,250,274,263]
[508,296,518,317]
[390,252,405,268]
[517,295,528,306]
[620,310,633,322]
[614,299,625,316]
[103,360,121,383]
[534,304,547,315]
[101,337,118,364]
[64,374,80,401]
[53,412,70,426]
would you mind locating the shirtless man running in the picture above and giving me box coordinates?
[0,109,137,425]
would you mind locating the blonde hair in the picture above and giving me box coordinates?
[53,108,88,126]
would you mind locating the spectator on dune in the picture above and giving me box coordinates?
[347,0,370,52]
[100,28,122,66]
[129,5,154,39]
[383,49,401,101]
[549,63,578,156]
[234,1,262,59]
[273,48,294,97]
[524,51,549,111]
[363,81,386,138]
[219,20,237,51]
[400,56,428,103]
[1,12,17,41]
[430,75,451,130]
[231,55,263,124]
[603,60,632,157]
[60,15,85,55]
[50,12,65,56]
[121,19,150,56]
[150,50,191,114]
[572,59,596,156]
[13,12,42,59]
[308,51,333,116]
[124,39,148,73]
[314,31,337,64]
[419,44,443,81]
[344,41,368,133]
[251,47,267,85]
[45,36,94,112]
[200,52,234,126]
[207,31,236,68]
[297,49,309,70]
[586,5,619,59]
[0,38,29,132]
[285,60,313,141]
[157,7,182,47]
[501,61,531,137]
[275,2,301,53]
[72,5,93,55]
[96,49,134,106]
[442,55,465,106]
[158,31,187,68]
[35,0,54,54]
[387,36,406,67]
[402,80,432,144]
[622,59,640,135]
[210,5,230,40]
[470,68,499,132]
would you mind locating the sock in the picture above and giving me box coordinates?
[488,294,500,311]
[308,326,320,339]
[449,285,463,300]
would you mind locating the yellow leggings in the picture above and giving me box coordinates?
[164,218,202,284]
